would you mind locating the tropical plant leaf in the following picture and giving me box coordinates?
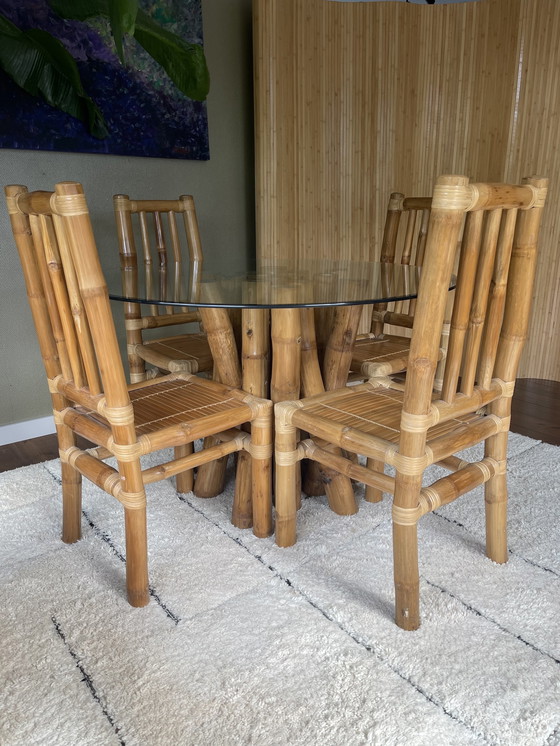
[109,0,138,63]
[48,0,110,20]
[134,9,209,101]
[48,0,209,101]
[0,15,108,138]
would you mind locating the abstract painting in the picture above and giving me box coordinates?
[0,0,209,160]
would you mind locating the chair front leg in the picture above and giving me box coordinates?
[393,475,421,630]
[251,403,274,538]
[274,404,299,547]
[124,502,149,607]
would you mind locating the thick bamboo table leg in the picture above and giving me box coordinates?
[304,305,361,515]
[195,306,241,498]
[235,306,271,532]
[242,307,269,398]
[271,297,302,508]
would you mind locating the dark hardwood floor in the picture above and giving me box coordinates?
[0,378,558,473]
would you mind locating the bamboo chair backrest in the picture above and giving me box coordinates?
[371,192,432,335]
[402,175,548,425]
[6,183,131,413]
[113,194,203,318]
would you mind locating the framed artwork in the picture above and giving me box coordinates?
[0,0,209,160]
[328,1,479,3]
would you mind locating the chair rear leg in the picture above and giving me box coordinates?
[124,504,149,607]
[365,457,384,503]
[194,435,228,497]
[484,430,509,564]
[175,442,194,493]
[61,461,82,543]
[232,450,253,529]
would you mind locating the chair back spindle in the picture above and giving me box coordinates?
[113,194,212,382]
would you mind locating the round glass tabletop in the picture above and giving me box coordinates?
[109,259,446,309]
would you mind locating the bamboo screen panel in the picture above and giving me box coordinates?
[254,0,560,380]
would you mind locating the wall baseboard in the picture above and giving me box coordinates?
[0,416,55,447]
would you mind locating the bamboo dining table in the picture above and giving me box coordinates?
[109,259,425,531]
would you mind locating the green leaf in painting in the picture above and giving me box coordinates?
[48,0,209,101]
[0,17,108,138]
[134,9,209,101]
[109,0,138,63]
[48,0,110,21]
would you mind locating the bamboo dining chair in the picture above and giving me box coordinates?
[350,192,433,380]
[275,175,548,630]
[6,182,273,608]
[113,193,213,383]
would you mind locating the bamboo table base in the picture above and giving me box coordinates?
[197,302,363,541]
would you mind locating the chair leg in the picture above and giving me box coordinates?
[124,504,149,607]
[175,443,194,493]
[232,450,253,529]
[128,348,147,383]
[364,457,384,503]
[251,409,273,538]
[194,436,228,497]
[61,461,82,543]
[484,430,509,564]
[275,414,298,547]
[393,521,420,630]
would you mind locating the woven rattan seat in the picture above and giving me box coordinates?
[350,193,433,379]
[113,194,213,382]
[6,182,273,608]
[275,174,548,631]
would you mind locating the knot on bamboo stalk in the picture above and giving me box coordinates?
[5,193,20,214]
[274,448,302,467]
[106,438,146,462]
[97,400,135,426]
[432,179,476,212]
[392,503,422,526]
[386,445,434,476]
[168,359,197,374]
[53,192,88,216]
[493,378,515,398]
[400,408,440,433]
[59,445,81,465]
[48,375,63,394]
[243,395,273,424]
[52,408,67,426]
[392,486,445,526]
[274,400,303,430]
[364,361,398,377]
[246,441,273,460]
[113,485,147,510]
[521,181,547,209]
[363,376,393,390]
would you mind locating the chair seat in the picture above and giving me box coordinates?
[350,334,412,376]
[129,377,250,435]
[81,376,252,442]
[139,333,214,373]
[298,385,479,444]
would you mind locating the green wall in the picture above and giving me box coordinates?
[0,0,254,431]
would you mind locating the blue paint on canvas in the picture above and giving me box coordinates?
[0,0,209,160]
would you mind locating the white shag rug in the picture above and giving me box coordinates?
[1,432,559,746]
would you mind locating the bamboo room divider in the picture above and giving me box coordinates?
[253,0,560,380]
